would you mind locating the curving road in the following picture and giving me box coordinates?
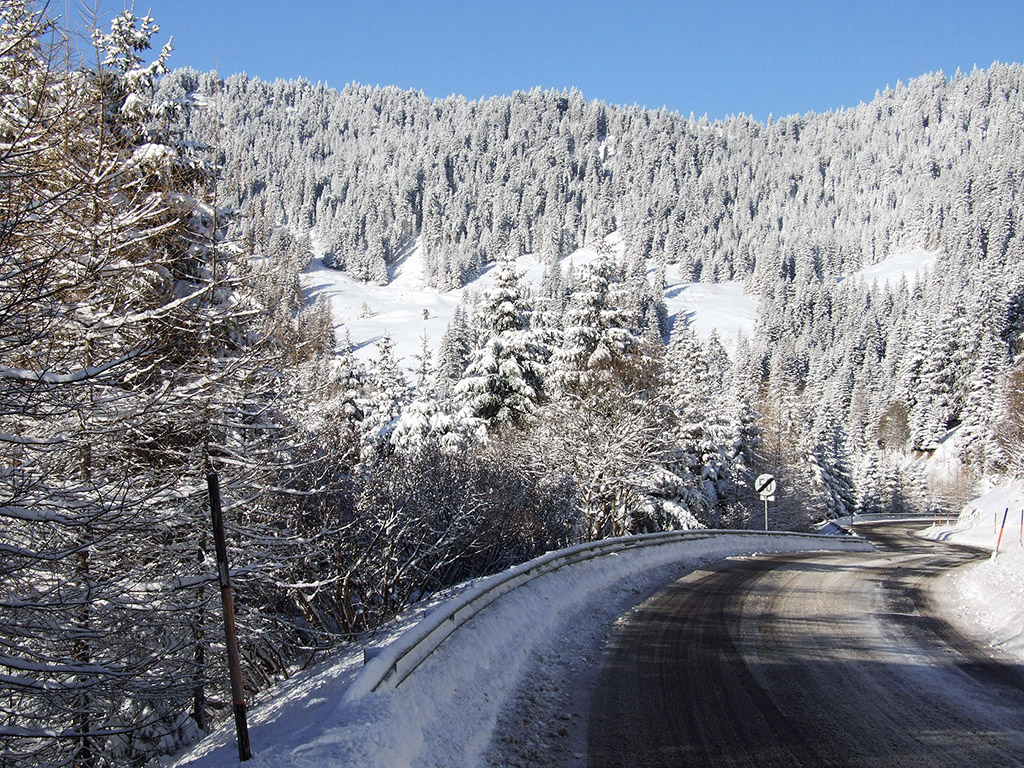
[587,523,1024,767]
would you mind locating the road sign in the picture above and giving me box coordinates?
[755,473,777,500]
[755,473,777,531]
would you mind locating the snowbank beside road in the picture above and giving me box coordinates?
[922,484,1024,663]
[170,533,867,768]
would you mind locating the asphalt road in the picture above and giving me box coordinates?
[587,523,1024,767]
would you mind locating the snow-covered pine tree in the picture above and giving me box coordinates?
[905,295,968,451]
[360,333,410,457]
[529,255,673,539]
[993,353,1024,477]
[413,330,435,393]
[455,257,546,429]
[959,328,1008,472]
[0,9,231,763]
[804,415,857,520]
[390,392,484,457]
[435,303,474,398]
[548,255,641,395]
[658,324,741,521]
[0,9,355,764]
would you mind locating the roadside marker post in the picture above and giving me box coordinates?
[208,472,252,762]
[995,507,1009,556]
[754,474,777,531]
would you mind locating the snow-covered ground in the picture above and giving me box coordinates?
[302,247,460,371]
[302,236,759,373]
[922,483,1024,662]
[661,278,755,351]
[168,533,865,768]
[304,240,938,376]
[845,246,938,287]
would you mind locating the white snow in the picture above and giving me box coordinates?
[302,234,759,374]
[922,483,1024,663]
[921,427,967,485]
[168,533,865,768]
[302,243,460,370]
[662,277,757,352]
[846,247,938,287]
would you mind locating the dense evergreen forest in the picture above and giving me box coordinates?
[164,54,1024,517]
[3,2,1024,764]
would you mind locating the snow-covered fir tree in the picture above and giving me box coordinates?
[548,256,641,395]
[455,257,547,429]
[360,333,410,458]
[435,303,474,398]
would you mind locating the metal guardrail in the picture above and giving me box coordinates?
[344,528,873,701]
[834,513,947,525]
[817,513,944,533]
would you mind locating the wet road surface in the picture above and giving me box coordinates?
[588,523,1024,767]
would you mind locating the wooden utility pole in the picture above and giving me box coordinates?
[208,472,252,762]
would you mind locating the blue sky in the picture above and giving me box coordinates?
[91,0,1023,121]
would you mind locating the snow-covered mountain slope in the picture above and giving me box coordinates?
[304,238,939,376]
[846,247,938,287]
[662,279,756,346]
[302,236,759,374]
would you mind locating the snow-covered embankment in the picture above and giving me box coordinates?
[922,485,1024,663]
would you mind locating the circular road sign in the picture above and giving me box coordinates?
[755,473,777,499]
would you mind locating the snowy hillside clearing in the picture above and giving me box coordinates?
[305,239,939,376]
[922,484,1024,664]
[663,279,755,348]
[302,235,759,374]
[845,247,938,287]
[170,532,868,768]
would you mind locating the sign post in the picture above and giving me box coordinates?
[755,473,777,531]
[208,472,252,762]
